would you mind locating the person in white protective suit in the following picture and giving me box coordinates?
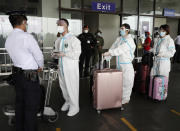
[150,24,176,78]
[103,23,136,105]
[54,18,81,116]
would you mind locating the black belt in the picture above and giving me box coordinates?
[13,67,39,82]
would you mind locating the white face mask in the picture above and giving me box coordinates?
[84,30,88,33]
[57,26,64,33]
[160,31,166,37]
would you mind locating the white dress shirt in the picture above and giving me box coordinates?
[5,28,44,70]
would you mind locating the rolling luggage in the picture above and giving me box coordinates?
[139,65,150,94]
[149,76,168,101]
[133,63,150,94]
[92,57,123,114]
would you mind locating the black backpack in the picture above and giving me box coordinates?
[142,52,154,68]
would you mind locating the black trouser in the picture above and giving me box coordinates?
[174,44,180,63]
[79,50,92,75]
[14,70,41,131]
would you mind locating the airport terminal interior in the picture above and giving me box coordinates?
[0,0,180,131]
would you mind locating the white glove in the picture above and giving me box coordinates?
[104,56,111,61]
[103,52,111,56]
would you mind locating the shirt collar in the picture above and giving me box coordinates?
[14,28,24,32]
[62,32,70,39]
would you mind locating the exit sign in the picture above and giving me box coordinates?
[92,2,116,12]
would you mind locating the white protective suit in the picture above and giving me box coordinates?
[150,35,176,78]
[108,34,136,104]
[54,33,81,112]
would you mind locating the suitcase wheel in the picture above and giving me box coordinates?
[121,107,124,111]
[8,116,15,126]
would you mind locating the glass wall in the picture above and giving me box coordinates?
[122,15,138,31]
[139,16,153,41]
[123,0,138,14]
[0,0,60,67]
[61,11,82,36]
[156,0,180,16]
[61,0,82,9]
[140,0,154,15]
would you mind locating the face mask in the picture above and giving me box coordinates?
[120,29,126,36]
[160,31,166,37]
[57,26,64,33]
[97,32,102,37]
[84,30,88,33]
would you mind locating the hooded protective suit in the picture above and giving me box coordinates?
[54,33,81,114]
[150,35,175,78]
[108,34,136,104]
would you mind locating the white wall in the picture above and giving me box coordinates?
[154,18,167,27]
[167,18,179,39]
[99,14,120,49]
[99,14,120,66]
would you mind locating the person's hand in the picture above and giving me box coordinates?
[58,52,66,57]
[103,52,111,56]
[38,68,43,72]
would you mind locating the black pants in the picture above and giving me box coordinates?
[79,51,92,75]
[15,72,41,131]
[174,44,180,63]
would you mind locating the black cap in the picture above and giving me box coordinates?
[6,10,26,16]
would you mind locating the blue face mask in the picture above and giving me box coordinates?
[160,31,166,37]
[120,30,126,36]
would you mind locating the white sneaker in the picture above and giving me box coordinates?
[67,108,79,117]
[61,103,70,111]
[122,100,130,105]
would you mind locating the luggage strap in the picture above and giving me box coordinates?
[160,76,165,100]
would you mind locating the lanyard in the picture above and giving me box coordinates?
[59,34,71,76]
[156,38,164,54]
[60,37,65,76]
[160,76,165,100]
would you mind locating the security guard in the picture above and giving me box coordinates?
[78,25,97,77]
[5,11,44,131]
[93,30,104,67]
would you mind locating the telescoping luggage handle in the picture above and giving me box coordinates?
[100,55,111,70]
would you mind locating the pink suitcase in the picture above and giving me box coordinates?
[149,76,168,101]
[92,68,123,113]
